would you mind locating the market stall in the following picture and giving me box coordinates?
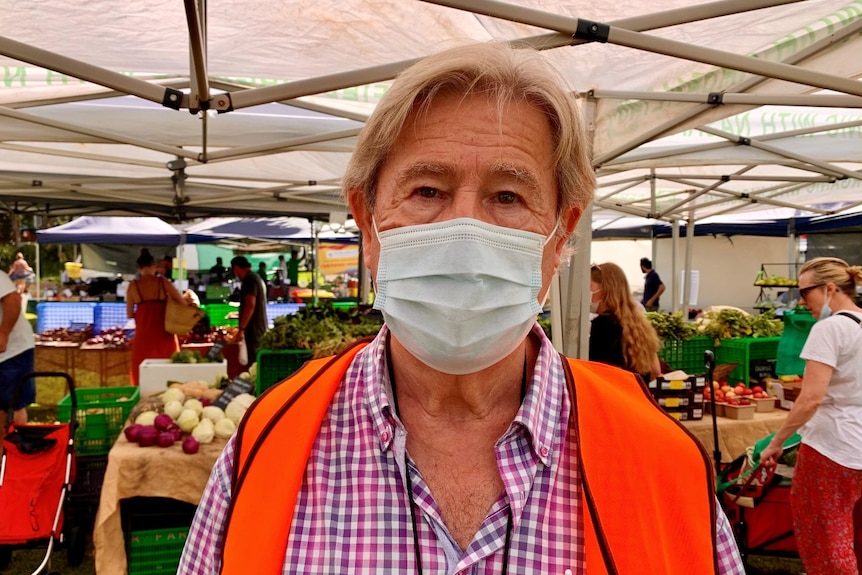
[93,435,226,575]
[682,410,788,464]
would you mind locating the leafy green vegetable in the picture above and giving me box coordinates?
[259,303,382,357]
[170,349,222,363]
[698,308,783,344]
[646,311,699,341]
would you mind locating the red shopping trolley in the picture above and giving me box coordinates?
[704,350,799,566]
[0,371,87,574]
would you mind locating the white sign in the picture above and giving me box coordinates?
[680,270,700,306]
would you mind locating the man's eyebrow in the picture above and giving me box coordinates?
[394,161,542,193]
[395,163,453,186]
[490,162,542,193]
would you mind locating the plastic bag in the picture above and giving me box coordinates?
[238,338,248,366]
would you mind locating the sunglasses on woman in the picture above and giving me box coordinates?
[798,283,825,299]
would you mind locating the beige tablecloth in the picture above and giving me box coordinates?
[93,435,226,575]
[682,409,788,464]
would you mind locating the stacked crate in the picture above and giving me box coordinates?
[648,375,706,420]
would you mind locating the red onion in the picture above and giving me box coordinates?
[154,413,174,432]
[138,425,159,447]
[124,424,144,443]
[167,424,183,441]
[182,436,200,455]
[157,432,176,448]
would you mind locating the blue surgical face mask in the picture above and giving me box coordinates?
[819,288,833,320]
[373,217,555,375]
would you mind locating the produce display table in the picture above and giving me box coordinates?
[35,343,131,388]
[36,342,240,392]
[682,410,788,464]
[93,434,226,575]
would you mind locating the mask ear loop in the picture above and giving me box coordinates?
[542,218,562,247]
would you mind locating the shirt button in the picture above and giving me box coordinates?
[381,431,390,442]
[540,446,549,457]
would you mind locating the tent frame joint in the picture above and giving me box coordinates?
[707,92,724,105]
[211,93,235,113]
[573,19,609,43]
[737,136,751,146]
[161,88,185,111]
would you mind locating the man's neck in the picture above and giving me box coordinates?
[388,335,535,423]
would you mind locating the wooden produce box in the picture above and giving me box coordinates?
[723,403,756,420]
[752,397,777,413]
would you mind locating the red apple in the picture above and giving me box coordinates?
[752,385,764,394]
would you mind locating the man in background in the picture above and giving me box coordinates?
[640,257,666,311]
[0,270,35,427]
[209,257,228,283]
[230,256,267,365]
[286,247,304,287]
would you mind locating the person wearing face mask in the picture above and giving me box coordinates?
[177,42,743,575]
[589,263,662,382]
[759,257,862,575]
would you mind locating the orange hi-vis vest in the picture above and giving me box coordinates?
[222,339,718,575]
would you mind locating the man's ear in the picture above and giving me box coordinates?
[347,188,379,275]
[552,207,582,267]
[347,188,373,237]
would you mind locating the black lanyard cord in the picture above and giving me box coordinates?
[386,337,525,574]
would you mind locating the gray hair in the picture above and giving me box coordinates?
[342,42,595,217]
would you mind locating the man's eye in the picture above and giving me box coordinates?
[496,191,518,204]
[415,187,439,199]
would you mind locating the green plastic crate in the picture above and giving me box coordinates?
[128,527,188,575]
[715,337,781,385]
[658,336,714,375]
[776,309,816,376]
[256,349,314,395]
[58,386,140,455]
[204,302,239,327]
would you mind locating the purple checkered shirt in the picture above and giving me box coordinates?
[179,325,743,574]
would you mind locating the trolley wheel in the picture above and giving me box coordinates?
[66,523,87,567]
[0,545,12,569]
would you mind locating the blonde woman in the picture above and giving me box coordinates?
[589,262,662,380]
[759,256,862,575]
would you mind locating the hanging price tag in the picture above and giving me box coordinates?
[212,377,255,410]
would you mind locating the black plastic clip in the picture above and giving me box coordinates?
[720,175,731,182]
[574,19,610,43]
[707,92,724,105]
[738,137,751,146]
[161,88,184,111]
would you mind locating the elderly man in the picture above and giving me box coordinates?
[179,43,743,574]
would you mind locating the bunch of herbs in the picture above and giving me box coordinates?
[259,304,382,358]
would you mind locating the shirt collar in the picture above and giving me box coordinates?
[361,324,569,467]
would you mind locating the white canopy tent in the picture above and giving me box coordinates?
[1,0,861,355]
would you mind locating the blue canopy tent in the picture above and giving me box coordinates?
[35,217,226,295]
[185,217,359,304]
[37,216,217,245]
[183,217,357,244]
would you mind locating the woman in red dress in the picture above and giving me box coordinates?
[126,249,188,385]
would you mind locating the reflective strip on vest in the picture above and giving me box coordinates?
[222,343,718,574]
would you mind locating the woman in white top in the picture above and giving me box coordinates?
[760,256,862,575]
